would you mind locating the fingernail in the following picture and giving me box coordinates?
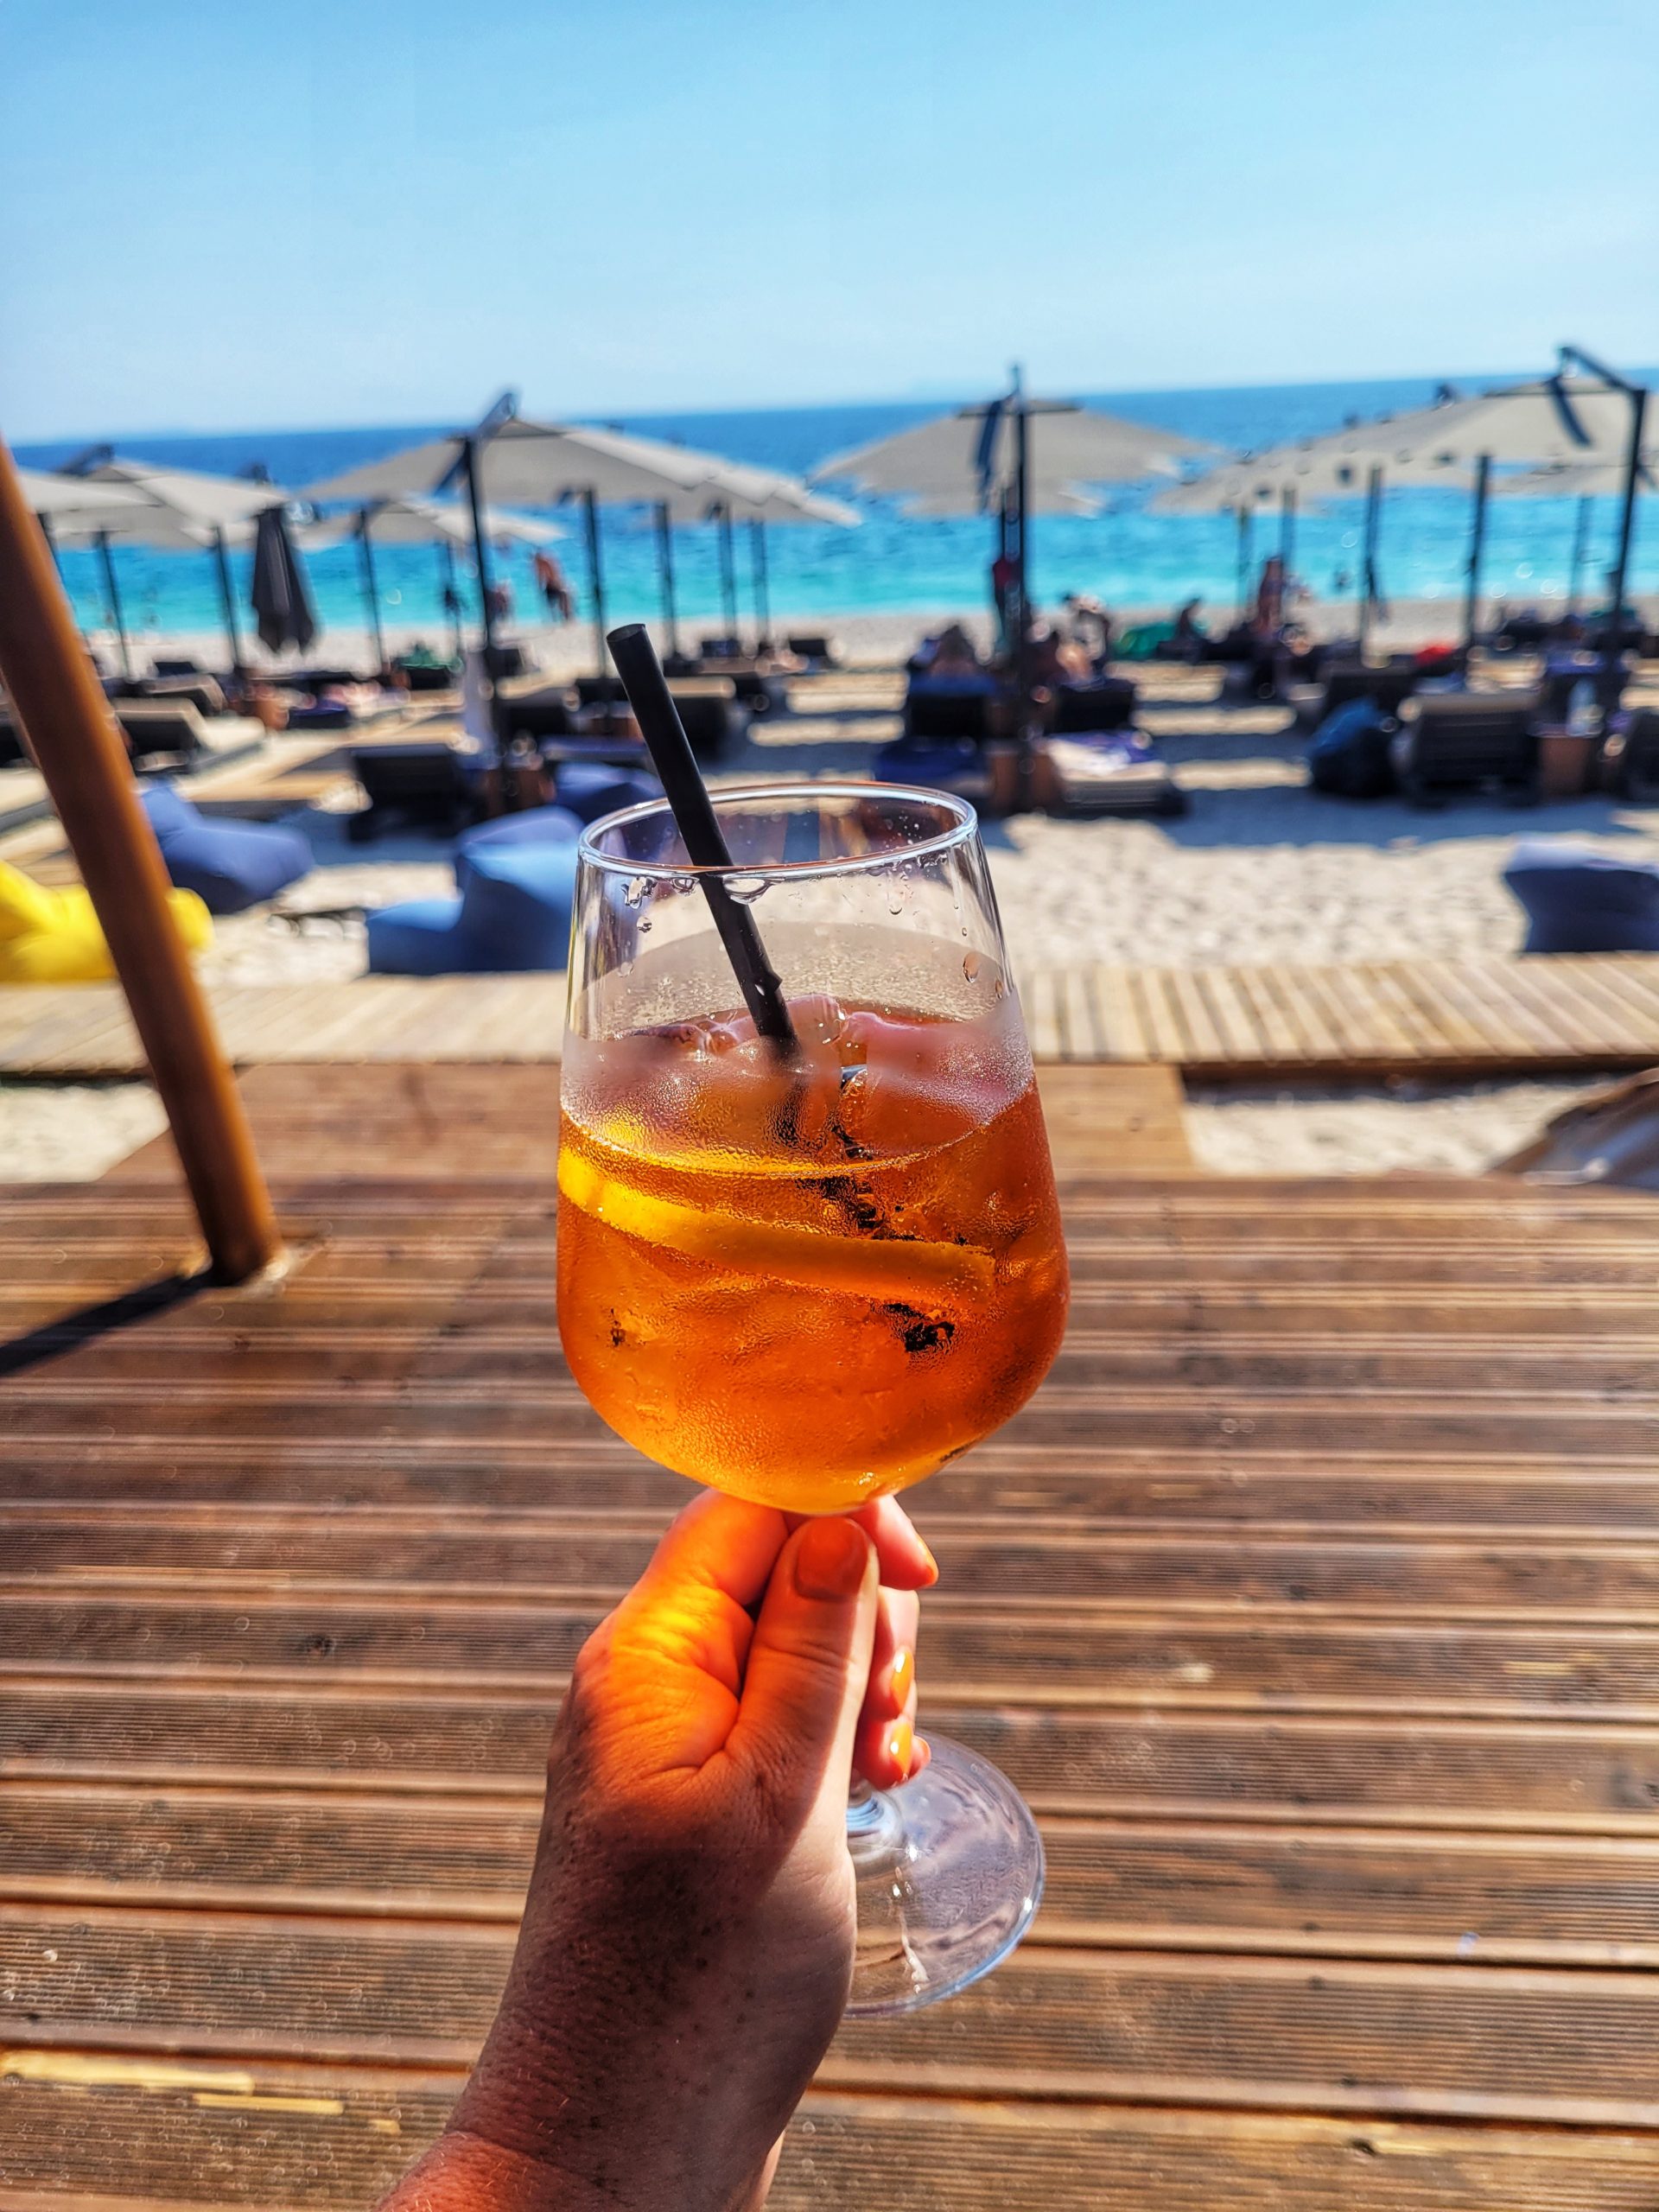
[795,1517,869,1601]
[911,1735,931,1776]
[889,1646,913,1701]
[918,1536,941,1586]
[887,1719,913,1777]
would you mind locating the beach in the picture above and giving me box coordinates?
[4,609,1650,1184]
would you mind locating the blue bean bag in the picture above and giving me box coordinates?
[368,837,577,975]
[1504,840,1659,953]
[551,766,662,825]
[458,805,584,855]
[141,781,312,914]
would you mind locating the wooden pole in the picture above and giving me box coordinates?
[0,436,281,1282]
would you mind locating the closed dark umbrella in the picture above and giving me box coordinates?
[251,505,317,656]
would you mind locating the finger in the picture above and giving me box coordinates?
[853,1673,918,1789]
[725,1516,877,1826]
[846,1497,938,1591]
[619,1490,790,1624]
[864,1586,920,1720]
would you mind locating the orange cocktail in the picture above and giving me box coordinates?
[557,999,1068,1511]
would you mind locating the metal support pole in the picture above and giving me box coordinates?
[1567,494,1592,618]
[0,440,281,1281]
[210,526,243,674]
[1462,453,1491,654]
[95,531,131,678]
[1604,384,1649,693]
[655,500,680,657]
[461,435,498,665]
[1279,488,1296,576]
[1358,466,1383,655]
[356,517,387,675]
[749,518,772,646]
[583,487,606,678]
[715,502,738,642]
[441,539,463,660]
[1014,397,1032,715]
[1235,505,1252,622]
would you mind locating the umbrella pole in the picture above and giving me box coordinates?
[1603,384,1649,695]
[441,540,464,660]
[716,503,738,644]
[95,531,131,679]
[1462,454,1491,656]
[1235,505,1252,623]
[356,518,387,677]
[210,526,244,676]
[749,518,772,647]
[461,435,498,666]
[1279,489,1296,576]
[1568,494,1592,618]
[655,500,680,658]
[1359,466,1382,654]
[0,441,281,1282]
[36,512,62,579]
[583,487,607,679]
[1014,398,1032,713]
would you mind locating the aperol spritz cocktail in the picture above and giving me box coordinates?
[558,783,1068,2013]
[558,997,1068,1512]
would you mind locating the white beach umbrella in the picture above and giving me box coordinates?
[46,451,296,672]
[813,386,1211,679]
[1159,364,1648,647]
[1491,454,1658,615]
[301,497,568,668]
[653,465,860,649]
[305,409,807,669]
[813,397,1207,517]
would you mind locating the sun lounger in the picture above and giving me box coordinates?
[1033,734,1186,818]
[0,710,29,770]
[905,677,999,745]
[873,736,991,804]
[1599,709,1659,799]
[1391,691,1540,806]
[115,701,264,769]
[499,690,578,744]
[1050,678,1137,734]
[346,742,480,842]
[785,634,840,668]
[134,674,229,720]
[667,682,740,762]
[1300,660,1419,731]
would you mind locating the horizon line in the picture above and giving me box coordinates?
[19,358,1656,456]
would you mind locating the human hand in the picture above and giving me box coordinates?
[378,1491,936,2212]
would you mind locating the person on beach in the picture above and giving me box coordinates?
[532,549,575,622]
[922,621,984,678]
[1063,594,1114,673]
[1173,597,1206,661]
[373,1489,934,2212]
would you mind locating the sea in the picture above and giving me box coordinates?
[17,372,1657,648]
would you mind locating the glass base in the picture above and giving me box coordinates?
[845,1735,1044,2017]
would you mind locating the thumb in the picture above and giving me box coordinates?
[726,1516,876,1827]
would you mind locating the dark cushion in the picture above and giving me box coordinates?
[453,841,577,969]
[365,897,467,976]
[1503,841,1659,953]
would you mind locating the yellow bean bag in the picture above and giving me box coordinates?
[0,862,213,983]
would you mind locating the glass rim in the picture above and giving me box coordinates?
[575,779,981,885]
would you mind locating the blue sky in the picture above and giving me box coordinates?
[3,0,1655,439]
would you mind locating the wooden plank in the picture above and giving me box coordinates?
[1125,969,1189,1063]
[1188,966,1268,1064]
[1033,1065,1192,1176]
[3,1906,1658,2126]
[6,1788,1658,1970]
[1019,966,1065,1059]
[5,1683,1657,1832]
[3,2074,1655,2212]
[1161,967,1232,1070]
[1081,964,1152,1061]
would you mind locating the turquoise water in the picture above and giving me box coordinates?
[18,372,1656,648]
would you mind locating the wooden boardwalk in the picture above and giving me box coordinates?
[3,1147,1659,2205]
[10,952,1659,1079]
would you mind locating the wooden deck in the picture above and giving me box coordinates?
[3,1137,1659,2205]
[10,952,1659,1080]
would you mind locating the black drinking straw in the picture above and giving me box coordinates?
[606,624,798,1052]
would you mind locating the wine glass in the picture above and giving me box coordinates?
[557,782,1070,2012]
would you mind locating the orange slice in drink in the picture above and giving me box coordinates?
[557,1147,994,1300]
